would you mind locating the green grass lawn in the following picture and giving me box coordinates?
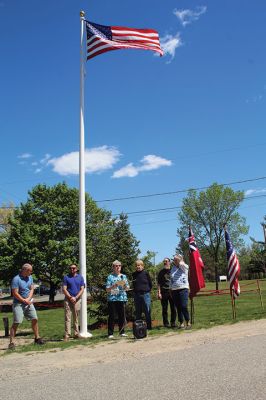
[1,279,266,354]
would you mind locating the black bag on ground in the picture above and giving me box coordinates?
[133,319,147,339]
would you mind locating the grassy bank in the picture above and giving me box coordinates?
[1,279,266,353]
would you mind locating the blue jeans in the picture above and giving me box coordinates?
[134,292,152,329]
[171,289,190,324]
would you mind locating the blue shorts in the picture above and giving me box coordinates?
[12,303,38,324]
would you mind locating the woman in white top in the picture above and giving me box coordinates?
[170,254,191,329]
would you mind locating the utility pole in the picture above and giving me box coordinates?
[261,223,266,278]
[152,251,158,285]
[261,223,266,247]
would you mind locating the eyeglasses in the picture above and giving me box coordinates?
[114,264,121,267]
[70,267,77,270]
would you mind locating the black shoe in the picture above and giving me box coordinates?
[34,337,45,345]
[8,342,15,350]
[171,323,176,328]
[164,323,170,328]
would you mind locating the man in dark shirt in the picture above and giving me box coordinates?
[157,257,176,327]
[132,259,152,330]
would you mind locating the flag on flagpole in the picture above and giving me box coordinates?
[188,227,205,299]
[86,21,163,60]
[225,228,240,298]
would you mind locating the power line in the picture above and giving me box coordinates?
[1,178,266,217]
[1,175,266,207]
[1,189,266,215]
[112,194,266,217]
[96,175,266,203]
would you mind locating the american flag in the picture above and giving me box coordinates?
[86,21,163,60]
[188,227,205,299]
[225,229,240,298]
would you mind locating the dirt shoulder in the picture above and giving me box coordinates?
[1,319,266,380]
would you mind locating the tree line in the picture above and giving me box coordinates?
[0,182,265,317]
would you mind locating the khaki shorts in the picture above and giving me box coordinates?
[13,302,38,324]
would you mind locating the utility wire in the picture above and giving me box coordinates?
[96,175,266,203]
[1,178,266,215]
[111,194,266,217]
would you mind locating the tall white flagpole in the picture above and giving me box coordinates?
[79,10,92,338]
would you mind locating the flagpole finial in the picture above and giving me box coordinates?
[80,10,85,18]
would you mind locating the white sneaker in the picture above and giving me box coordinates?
[108,335,114,339]
[120,333,128,337]
[78,332,93,338]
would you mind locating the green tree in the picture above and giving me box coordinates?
[90,213,140,322]
[142,250,159,285]
[177,183,248,289]
[0,183,113,303]
[111,213,140,276]
[247,240,266,279]
[0,203,15,234]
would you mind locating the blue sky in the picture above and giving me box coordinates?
[1,1,266,264]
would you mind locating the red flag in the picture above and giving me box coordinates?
[188,227,205,299]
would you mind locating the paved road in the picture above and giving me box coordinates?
[1,333,265,400]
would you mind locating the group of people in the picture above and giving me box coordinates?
[8,254,191,348]
[105,254,191,338]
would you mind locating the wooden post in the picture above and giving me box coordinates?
[190,298,194,324]
[256,279,264,310]
[230,289,236,319]
[3,317,9,337]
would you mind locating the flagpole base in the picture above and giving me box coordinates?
[79,331,93,338]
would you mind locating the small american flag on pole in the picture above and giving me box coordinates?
[225,228,240,298]
[86,21,163,60]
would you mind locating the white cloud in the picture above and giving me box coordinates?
[112,163,139,178]
[34,168,42,174]
[18,153,32,159]
[48,146,121,176]
[112,154,172,178]
[139,155,172,171]
[40,153,51,165]
[245,188,266,196]
[174,6,207,27]
[160,33,182,62]
[246,94,263,104]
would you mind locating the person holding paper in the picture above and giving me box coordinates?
[106,260,129,339]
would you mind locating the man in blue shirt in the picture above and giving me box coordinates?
[9,263,45,350]
[62,264,89,341]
